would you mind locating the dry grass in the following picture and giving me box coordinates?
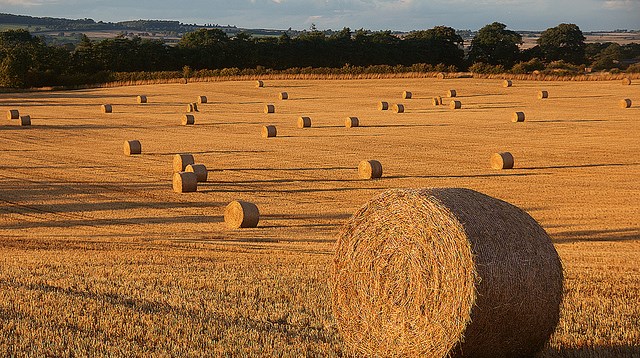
[0,77,638,357]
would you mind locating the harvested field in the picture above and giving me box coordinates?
[0,77,638,357]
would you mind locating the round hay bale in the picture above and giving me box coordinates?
[137,95,147,104]
[279,92,289,100]
[262,125,277,138]
[297,116,312,128]
[172,172,197,193]
[256,80,264,88]
[186,103,198,112]
[123,140,141,156]
[512,111,526,122]
[620,98,632,108]
[437,72,445,80]
[450,100,462,109]
[378,101,389,111]
[264,104,275,113]
[491,152,515,169]
[432,96,442,106]
[394,104,405,113]
[181,114,195,125]
[180,78,188,85]
[173,153,195,173]
[186,164,208,182]
[403,91,412,99]
[225,200,259,229]
[358,160,383,179]
[622,78,631,85]
[7,109,19,120]
[101,104,112,113]
[19,115,31,126]
[503,79,513,87]
[447,89,457,97]
[345,117,359,128]
[538,90,549,99]
[197,95,207,104]
[332,188,563,358]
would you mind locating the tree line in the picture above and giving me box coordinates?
[1,22,638,88]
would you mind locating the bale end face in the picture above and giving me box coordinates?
[491,152,514,169]
[173,154,195,173]
[512,111,525,122]
[225,201,259,229]
[7,109,19,120]
[137,95,147,104]
[279,92,289,100]
[403,91,412,99]
[622,78,631,85]
[394,104,405,113]
[262,125,277,138]
[620,99,632,108]
[182,114,195,125]
[298,116,312,128]
[378,101,389,111]
[186,164,208,182]
[538,90,549,99]
[124,140,142,156]
[447,90,457,97]
[101,104,112,113]
[256,80,264,88]
[358,160,383,179]
[264,104,275,113]
[503,80,513,87]
[19,115,31,126]
[173,172,198,193]
[450,100,462,109]
[345,117,359,128]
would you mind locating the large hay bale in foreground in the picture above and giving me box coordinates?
[264,104,275,113]
[345,117,359,128]
[181,114,195,125]
[491,152,514,169]
[622,78,631,85]
[332,188,563,358]
[225,200,259,229]
[503,79,513,87]
[297,116,312,128]
[197,95,207,104]
[173,153,195,172]
[620,98,632,108]
[450,100,462,109]
[186,164,208,182]
[538,90,549,99]
[123,140,141,156]
[7,109,19,120]
[173,172,197,193]
[394,104,405,113]
[512,111,526,122]
[403,91,412,99]
[378,101,389,111]
[262,125,277,138]
[101,104,112,113]
[137,95,147,104]
[279,92,288,100]
[19,115,31,126]
[358,160,383,179]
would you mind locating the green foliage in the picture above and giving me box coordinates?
[468,22,522,68]
[542,60,582,75]
[468,62,506,74]
[538,23,585,65]
[626,63,640,73]
[511,58,545,74]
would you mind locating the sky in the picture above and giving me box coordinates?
[0,0,639,31]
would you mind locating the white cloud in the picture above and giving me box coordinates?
[603,0,639,9]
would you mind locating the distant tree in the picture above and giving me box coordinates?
[0,29,48,87]
[404,26,464,68]
[537,23,585,65]
[468,22,522,68]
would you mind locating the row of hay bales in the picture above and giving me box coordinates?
[6,109,31,126]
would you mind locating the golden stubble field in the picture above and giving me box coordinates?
[0,77,638,356]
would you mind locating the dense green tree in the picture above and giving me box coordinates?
[468,22,522,68]
[537,23,585,65]
[0,29,49,87]
[404,26,464,68]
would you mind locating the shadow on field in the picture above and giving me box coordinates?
[218,166,353,171]
[364,123,450,128]
[519,162,639,170]
[527,119,606,123]
[540,344,640,357]
[0,214,221,230]
[146,150,269,156]
[385,172,543,179]
[553,227,640,243]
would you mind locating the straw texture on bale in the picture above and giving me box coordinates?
[437,72,445,80]
[394,104,405,113]
[181,114,195,125]
[622,78,631,85]
[173,154,195,173]
[503,80,513,87]
[297,116,312,128]
[197,96,207,104]
[378,101,389,111]
[491,152,515,169]
[225,200,260,229]
[345,117,359,128]
[7,109,19,120]
[450,100,462,109]
[19,115,31,126]
[512,111,526,122]
[538,90,549,99]
[123,140,141,156]
[432,97,442,106]
[180,78,188,84]
[620,99,632,108]
[332,188,563,358]
[172,172,197,193]
[403,91,412,99]
[358,160,383,179]
[137,95,147,103]
[447,89,457,97]
[101,104,112,113]
[256,80,264,87]
[186,164,208,182]
[262,125,277,138]
[279,92,288,100]
[186,103,198,112]
[264,104,275,113]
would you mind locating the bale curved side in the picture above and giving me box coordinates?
[298,117,312,128]
[186,164,208,182]
[124,140,142,156]
[345,117,359,128]
[7,109,19,120]
[225,201,260,228]
[332,188,563,358]
[378,101,389,111]
[173,154,195,172]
